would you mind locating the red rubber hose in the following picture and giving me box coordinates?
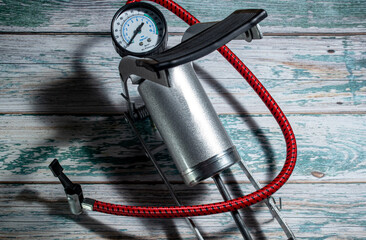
[92,0,297,218]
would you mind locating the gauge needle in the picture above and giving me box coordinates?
[127,22,144,46]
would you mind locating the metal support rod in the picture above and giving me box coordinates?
[124,113,204,240]
[213,174,253,240]
[238,160,296,240]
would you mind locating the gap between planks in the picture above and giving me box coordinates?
[1,112,365,116]
[1,180,366,184]
[0,31,366,36]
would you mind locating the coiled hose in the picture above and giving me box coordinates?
[92,0,297,218]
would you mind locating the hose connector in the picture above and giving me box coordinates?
[49,159,84,215]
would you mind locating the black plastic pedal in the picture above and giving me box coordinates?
[137,9,267,71]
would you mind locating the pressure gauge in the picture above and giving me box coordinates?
[111,2,168,57]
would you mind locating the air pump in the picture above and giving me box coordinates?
[49,1,297,239]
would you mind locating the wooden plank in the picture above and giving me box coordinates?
[1,35,365,114]
[1,114,365,183]
[0,0,365,33]
[2,35,366,71]
[1,68,364,114]
[1,1,365,239]
[0,183,365,239]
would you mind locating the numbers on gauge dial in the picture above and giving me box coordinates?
[113,8,164,53]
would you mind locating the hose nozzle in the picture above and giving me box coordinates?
[49,159,84,215]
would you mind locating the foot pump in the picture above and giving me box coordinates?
[49,1,297,239]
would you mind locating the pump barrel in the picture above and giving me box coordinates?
[138,63,241,186]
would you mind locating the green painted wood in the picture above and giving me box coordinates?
[0,35,365,114]
[1,114,365,183]
[0,183,365,239]
[2,35,366,73]
[1,0,365,238]
[1,67,365,114]
[0,0,365,33]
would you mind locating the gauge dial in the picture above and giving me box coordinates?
[111,2,167,57]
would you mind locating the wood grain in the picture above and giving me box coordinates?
[1,114,365,183]
[0,35,365,114]
[1,0,366,239]
[1,183,365,239]
[0,0,365,33]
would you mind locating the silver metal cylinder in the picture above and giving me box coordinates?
[138,63,241,186]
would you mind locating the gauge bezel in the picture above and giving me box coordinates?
[111,2,168,57]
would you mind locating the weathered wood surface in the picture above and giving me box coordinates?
[1,35,365,114]
[1,114,365,183]
[1,0,366,239]
[1,183,366,239]
[0,0,365,33]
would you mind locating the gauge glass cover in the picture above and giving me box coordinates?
[112,3,166,56]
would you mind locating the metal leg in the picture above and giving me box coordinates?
[124,113,204,240]
[213,174,253,240]
[238,160,296,240]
